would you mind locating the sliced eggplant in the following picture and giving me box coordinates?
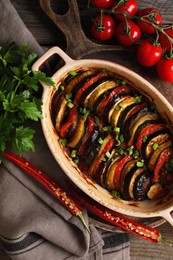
[133,170,151,201]
[141,131,170,160]
[120,159,137,200]
[127,112,159,146]
[122,104,149,141]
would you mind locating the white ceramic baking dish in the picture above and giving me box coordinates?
[32,46,173,226]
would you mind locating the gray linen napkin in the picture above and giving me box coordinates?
[0,1,130,259]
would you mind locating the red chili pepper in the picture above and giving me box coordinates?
[77,115,95,156]
[68,183,173,246]
[136,124,165,151]
[3,151,89,233]
[60,106,77,138]
[152,148,173,183]
[114,155,133,192]
[73,72,105,105]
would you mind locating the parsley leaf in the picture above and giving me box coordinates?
[0,43,55,160]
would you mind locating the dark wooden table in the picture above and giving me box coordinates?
[1,0,173,259]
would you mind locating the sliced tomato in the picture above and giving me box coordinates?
[73,72,106,105]
[92,138,116,176]
[152,148,173,183]
[114,155,133,192]
[98,85,131,115]
[60,107,77,138]
[136,123,165,151]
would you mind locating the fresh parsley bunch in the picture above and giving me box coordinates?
[0,43,54,161]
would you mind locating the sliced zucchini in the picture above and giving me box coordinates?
[110,96,136,129]
[148,140,172,170]
[141,132,170,160]
[55,97,68,131]
[88,80,117,111]
[67,116,85,148]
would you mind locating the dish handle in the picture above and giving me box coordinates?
[160,208,173,227]
[32,46,73,73]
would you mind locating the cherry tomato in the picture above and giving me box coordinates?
[113,0,138,21]
[91,0,116,9]
[137,39,163,67]
[156,58,173,82]
[158,28,173,53]
[115,19,141,46]
[91,14,116,41]
[137,8,162,34]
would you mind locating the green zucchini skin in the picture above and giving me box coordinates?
[51,68,173,201]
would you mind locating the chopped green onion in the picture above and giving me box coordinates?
[73,157,79,164]
[67,102,74,108]
[105,151,111,158]
[94,116,100,126]
[65,93,72,100]
[60,85,65,91]
[71,149,77,158]
[103,125,112,131]
[127,145,134,155]
[143,136,148,143]
[98,137,104,144]
[102,68,108,73]
[68,71,77,76]
[135,95,142,103]
[136,160,144,167]
[59,138,67,147]
[100,157,106,162]
[152,143,159,150]
[133,150,139,159]
[111,190,120,199]
[114,127,120,133]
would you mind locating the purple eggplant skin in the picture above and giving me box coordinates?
[133,171,151,201]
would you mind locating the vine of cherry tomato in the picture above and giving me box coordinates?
[88,0,173,83]
[137,8,162,34]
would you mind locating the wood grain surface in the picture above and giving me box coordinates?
[1,0,173,259]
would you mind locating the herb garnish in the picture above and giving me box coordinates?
[0,43,54,161]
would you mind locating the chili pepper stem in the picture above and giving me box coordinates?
[76,211,91,233]
[159,236,173,247]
